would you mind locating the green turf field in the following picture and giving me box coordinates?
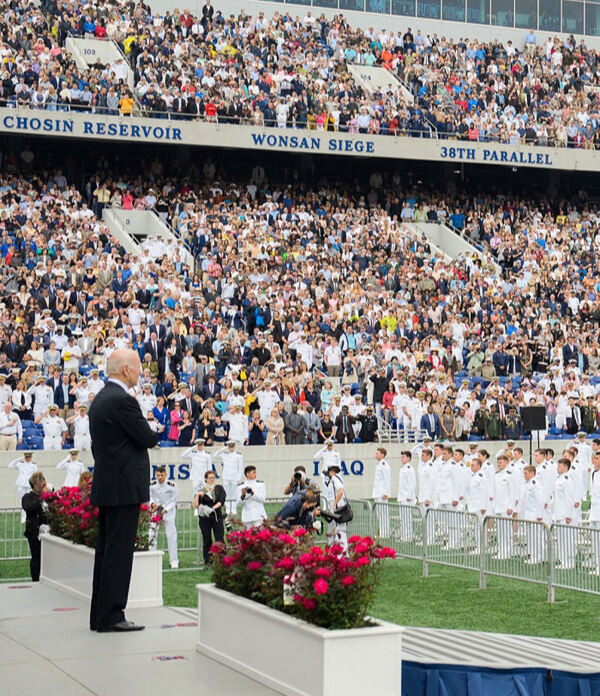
[3,505,600,642]
[159,558,600,642]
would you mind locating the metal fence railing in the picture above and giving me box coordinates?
[347,499,375,539]
[374,502,424,561]
[482,516,551,599]
[0,508,29,560]
[4,499,600,602]
[549,523,600,600]
[423,508,482,576]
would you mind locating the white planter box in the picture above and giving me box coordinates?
[196,584,403,696]
[39,533,163,608]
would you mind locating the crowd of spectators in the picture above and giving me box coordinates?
[0,148,598,449]
[2,1,600,147]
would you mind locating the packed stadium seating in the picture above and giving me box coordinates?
[2,1,600,147]
[0,144,594,451]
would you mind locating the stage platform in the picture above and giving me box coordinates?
[1,582,599,696]
[0,582,280,696]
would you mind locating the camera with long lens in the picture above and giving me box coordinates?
[293,472,303,481]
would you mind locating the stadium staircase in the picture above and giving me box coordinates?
[65,37,135,91]
[101,208,195,268]
[411,221,501,273]
[347,64,413,105]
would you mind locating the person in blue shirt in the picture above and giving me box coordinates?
[275,488,321,530]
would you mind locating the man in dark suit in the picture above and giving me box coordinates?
[334,406,356,444]
[89,349,159,633]
[420,406,442,438]
[143,332,163,361]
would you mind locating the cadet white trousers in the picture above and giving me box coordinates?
[223,479,238,516]
[495,516,514,559]
[18,485,29,522]
[374,498,390,538]
[553,518,576,569]
[44,435,62,450]
[151,513,178,565]
[591,521,600,573]
[73,434,91,451]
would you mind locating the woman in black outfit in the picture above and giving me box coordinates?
[193,470,226,566]
[21,472,48,582]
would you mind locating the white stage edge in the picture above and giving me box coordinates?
[1,582,599,696]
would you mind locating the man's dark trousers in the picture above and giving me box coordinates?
[90,504,140,630]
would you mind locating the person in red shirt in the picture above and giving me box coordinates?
[205,100,217,120]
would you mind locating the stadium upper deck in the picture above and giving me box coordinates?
[3,0,600,155]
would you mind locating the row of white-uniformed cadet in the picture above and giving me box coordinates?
[370,438,600,527]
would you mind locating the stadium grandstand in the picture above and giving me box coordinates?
[3,2,600,694]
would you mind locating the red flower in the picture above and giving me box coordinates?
[348,535,362,544]
[328,544,345,556]
[258,528,273,541]
[355,556,370,567]
[277,533,297,545]
[292,528,307,537]
[140,504,149,512]
[310,546,324,556]
[222,556,236,567]
[275,556,295,571]
[247,561,263,571]
[341,575,357,586]
[314,567,333,578]
[382,547,396,558]
[313,578,329,595]
[301,597,316,610]
[210,542,225,555]
[354,541,370,554]
[150,515,162,523]
[298,553,314,566]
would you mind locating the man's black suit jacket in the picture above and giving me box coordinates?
[89,381,159,506]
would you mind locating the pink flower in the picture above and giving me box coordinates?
[247,561,263,571]
[314,567,333,578]
[222,556,236,567]
[275,556,295,571]
[298,553,314,566]
[301,597,316,610]
[341,575,356,586]
[277,533,297,545]
[313,578,329,595]
[354,541,370,554]
[292,528,308,537]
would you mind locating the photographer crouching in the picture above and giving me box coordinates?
[275,484,322,531]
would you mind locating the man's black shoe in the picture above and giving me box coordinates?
[97,621,145,633]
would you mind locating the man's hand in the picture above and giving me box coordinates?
[566,517,572,524]
[452,500,458,507]
[382,494,388,500]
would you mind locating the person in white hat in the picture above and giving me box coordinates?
[9,452,38,522]
[213,440,244,517]
[67,404,91,451]
[57,450,86,488]
[181,438,213,496]
[28,376,53,421]
[35,405,67,450]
